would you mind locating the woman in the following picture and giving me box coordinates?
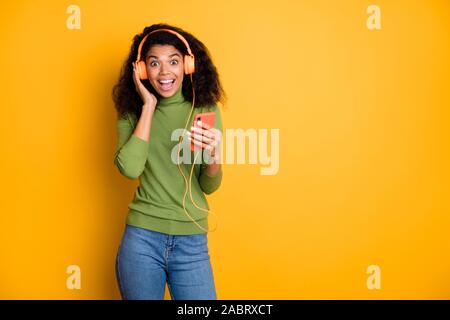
[112,23,226,300]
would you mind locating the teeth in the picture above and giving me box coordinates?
[159,79,174,84]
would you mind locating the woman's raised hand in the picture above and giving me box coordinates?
[132,62,158,111]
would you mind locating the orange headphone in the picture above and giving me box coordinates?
[135,28,217,233]
[135,28,196,79]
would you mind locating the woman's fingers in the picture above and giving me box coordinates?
[133,63,141,84]
[190,127,221,146]
[189,135,209,149]
[187,127,221,154]
[130,62,157,108]
[188,131,214,144]
[191,126,215,140]
[132,62,145,95]
[132,62,139,88]
[198,121,211,130]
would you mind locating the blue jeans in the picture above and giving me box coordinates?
[115,224,217,300]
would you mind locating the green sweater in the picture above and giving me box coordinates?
[114,84,223,235]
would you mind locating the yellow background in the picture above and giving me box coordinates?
[0,0,449,299]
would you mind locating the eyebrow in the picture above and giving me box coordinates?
[147,53,181,60]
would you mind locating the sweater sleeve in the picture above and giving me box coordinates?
[199,105,223,194]
[113,113,149,180]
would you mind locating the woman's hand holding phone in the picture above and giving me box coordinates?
[187,119,221,162]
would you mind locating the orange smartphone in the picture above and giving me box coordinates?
[191,112,216,151]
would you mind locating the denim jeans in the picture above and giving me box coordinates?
[115,224,217,300]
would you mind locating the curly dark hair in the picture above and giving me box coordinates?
[112,23,226,120]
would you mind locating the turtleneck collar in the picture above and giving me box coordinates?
[157,83,185,107]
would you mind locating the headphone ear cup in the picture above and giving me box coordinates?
[184,55,195,74]
[137,61,148,79]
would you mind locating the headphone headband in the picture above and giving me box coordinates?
[136,28,194,62]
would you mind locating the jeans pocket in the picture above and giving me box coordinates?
[187,233,210,257]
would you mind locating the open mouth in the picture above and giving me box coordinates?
[157,79,176,92]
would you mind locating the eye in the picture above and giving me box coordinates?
[170,59,179,65]
[150,60,159,67]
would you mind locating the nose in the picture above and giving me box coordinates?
[159,61,170,74]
